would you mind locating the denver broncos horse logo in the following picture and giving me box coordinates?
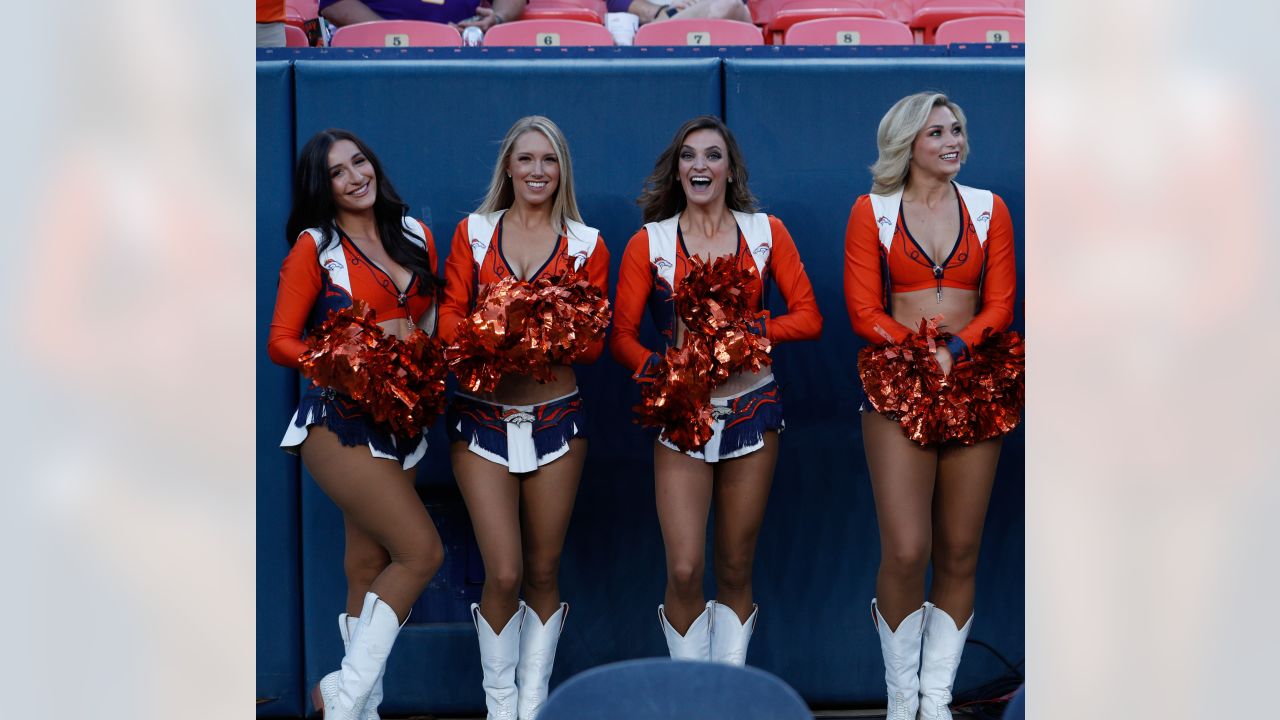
[501,409,535,426]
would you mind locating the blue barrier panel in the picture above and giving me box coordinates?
[724,57,1024,705]
[256,60,304,719]
[291,58,722,714]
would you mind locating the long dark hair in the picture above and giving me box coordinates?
[637,115,758,224]
[285,129,441,296]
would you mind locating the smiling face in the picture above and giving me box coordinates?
[677,128,731,211]
[506,130,560,209]
[909,105,966,181]
[327,139,377,216]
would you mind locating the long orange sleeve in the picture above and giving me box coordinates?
[609,228,659,374]
[437,219,477,345]
[844,195,914,345]
[952,195,1016,352]
[267,235,322,369]
[761,217,823,343]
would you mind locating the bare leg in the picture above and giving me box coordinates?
[654,440,714,632]
[862,410,938,630]
[343,517,390,616]
[520,439,586,622]
[453,442,523,629]
[711,432,778,621]
[930,437,1003,624]
[667,0,753,23]
[302,427,444,621]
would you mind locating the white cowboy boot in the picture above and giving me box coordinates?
[516,601,568,720]
[917,605,973,720]
[709,601,758,666]
[872,598,926,720]
[339,614,383,720]
[658,601,714,661]
[473,602,525,720]
[313,593,404,719]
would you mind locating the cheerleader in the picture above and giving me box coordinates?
[611,115,822,666]
[268,129,446,719]
[845,93,1021,720]
[438,116,609,720]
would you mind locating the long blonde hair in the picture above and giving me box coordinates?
[476,115,582,229]
[869,92,970,195]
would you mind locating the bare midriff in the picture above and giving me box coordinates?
[890,287,978,338]
[471,366,579,407]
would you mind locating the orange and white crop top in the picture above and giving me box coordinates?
[844,182,1016,359]
[437,209,611,364]
[611,212,822,376]
[268,218,438,370]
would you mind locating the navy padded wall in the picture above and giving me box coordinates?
[723,58,1024,704]
[256,60,304,718]
[292,58,723,714]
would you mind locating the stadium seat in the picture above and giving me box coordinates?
[909,0,1022,44]
[762,0,888,44]
[286,0,319,21]
[284,23,311,47]
[329,20,463,47]
[634,18,764,45]
[784,16,913,44]
[869,0,914,22]
[521,0,607,24]
[751,0,882,27]
[539,659,812,720]
[483,19,616,46]
[934,14,1023,44]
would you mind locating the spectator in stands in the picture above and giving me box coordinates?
[268,129,447,720]
[321,0,527,31]
[438,116,610,720]
[611,116,821,666]
[257,0,287,46]
[610,0,751,27]
[845,92,1019,720]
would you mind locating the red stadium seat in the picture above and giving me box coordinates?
[329,20,463,47]
[521,0,607,24]
[286,0,319,21]
[483,19,616,46]
[783,16,913,44]
[284,24,311,47]
[909,0,1022,44]
[634,18,764,45]
[762,0,887,44]
[933,14,1023,44]
[869,0,914,23]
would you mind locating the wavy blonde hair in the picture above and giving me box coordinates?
[869,92,970,195]
[476,115,582,228]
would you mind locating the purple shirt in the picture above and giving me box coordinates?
[320,0,483,25]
